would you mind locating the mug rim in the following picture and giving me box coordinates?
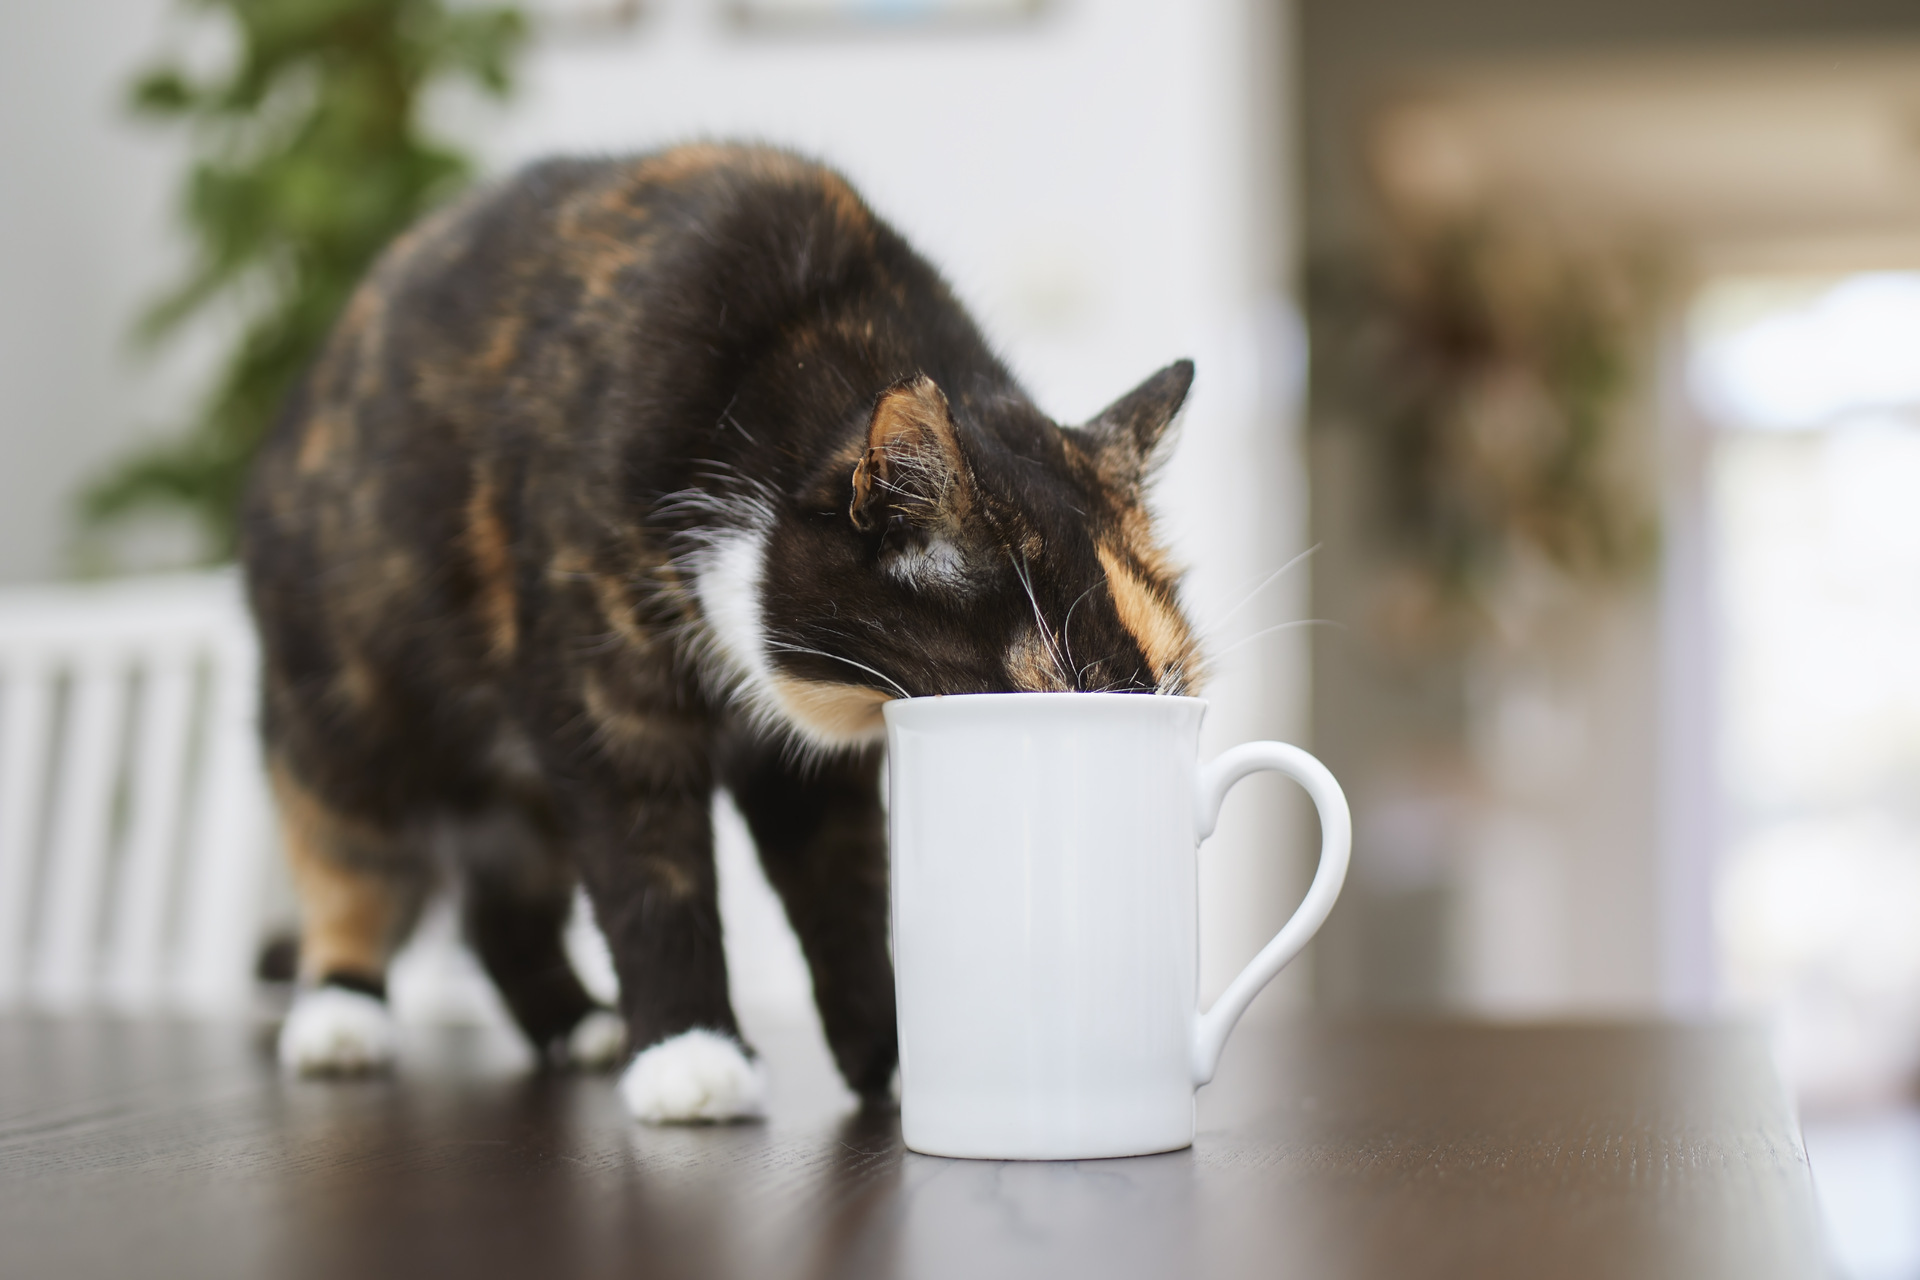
[881,690,1207,722]
[887,690,1204,705]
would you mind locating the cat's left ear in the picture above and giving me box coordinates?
[1082,359,1194,486]
[850,374,973,532]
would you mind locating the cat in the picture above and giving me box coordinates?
[241,142,1203,1122]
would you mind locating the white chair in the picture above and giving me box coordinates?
[0,570,270,1015]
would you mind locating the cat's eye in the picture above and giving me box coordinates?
[885,512,911,540]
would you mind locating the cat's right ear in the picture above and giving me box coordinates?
[1083,359,1195,487]
[850,375,972,532]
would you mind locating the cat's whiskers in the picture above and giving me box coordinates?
[712,391,757,443]
[1058,577,1105,684]
[1009,550,1072,691]
[1205,618,1345,666]
[824,362,859,400]
[764,641,915,701]
[568,630,626,657]
[1156,657,1193,696]
[657,459,783,519]
[1074,646,1123,691]
[1200,544,1321,647]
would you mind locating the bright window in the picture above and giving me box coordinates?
[1691,272,1920,1107]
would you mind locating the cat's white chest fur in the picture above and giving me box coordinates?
[694,528,774,692]
[693,527,890,751]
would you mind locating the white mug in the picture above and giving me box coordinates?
[883,692,1351,1161]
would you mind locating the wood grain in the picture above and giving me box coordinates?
[0,1016,1827,1279]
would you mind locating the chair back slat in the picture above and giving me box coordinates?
[105,648,199,1008]
[174,632,268,1015]
[33,650,131,1008]
[0,657,55,1002]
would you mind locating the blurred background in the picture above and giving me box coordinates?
[3,0,1920,1274]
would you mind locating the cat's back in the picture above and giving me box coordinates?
[251,143,904,503]
[360,143,893,375]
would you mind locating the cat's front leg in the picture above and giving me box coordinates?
[569,783,765,1123]
[721,735,897,1105]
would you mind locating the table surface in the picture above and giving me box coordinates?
[0,1013,1828,1280]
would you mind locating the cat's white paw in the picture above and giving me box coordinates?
[278,986,397,1075]
[565,1009,628,1071]
[618,1029,766,1124]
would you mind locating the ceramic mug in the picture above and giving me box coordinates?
[883,692,1351,1160]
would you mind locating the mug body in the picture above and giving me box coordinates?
[884,692,1206,1160]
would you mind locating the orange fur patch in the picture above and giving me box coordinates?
[575,667,708,793]
[771,674,892,742]
[851,376,970,528]
[581,669,676,749]
[1005,627,1072,692]
[333,658,379,712]
[333,284,392,404]
[296,408,345,474]
[589,568,658,654]
[478,314,523,375]
[1097,544,1199,690]
[465,469,519,661]
[634,143,737,186]
[817,171,873,238]
[271,764,414,983]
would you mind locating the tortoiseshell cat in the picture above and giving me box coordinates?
[242,143,1202,1121]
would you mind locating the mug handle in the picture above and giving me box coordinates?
[1190,742,1352,1086]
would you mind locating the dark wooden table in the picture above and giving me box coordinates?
[0,1014,1827,1279]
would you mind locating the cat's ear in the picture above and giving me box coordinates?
[1083,359,1194,486]
[850,375,972,532]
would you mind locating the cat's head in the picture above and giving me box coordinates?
[694,361,1203,752]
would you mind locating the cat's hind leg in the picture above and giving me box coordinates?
[721,737,897,1104]
[272,761,431,1074]
[455,804,618,1068]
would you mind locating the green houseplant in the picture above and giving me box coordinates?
[87,0,525,558]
